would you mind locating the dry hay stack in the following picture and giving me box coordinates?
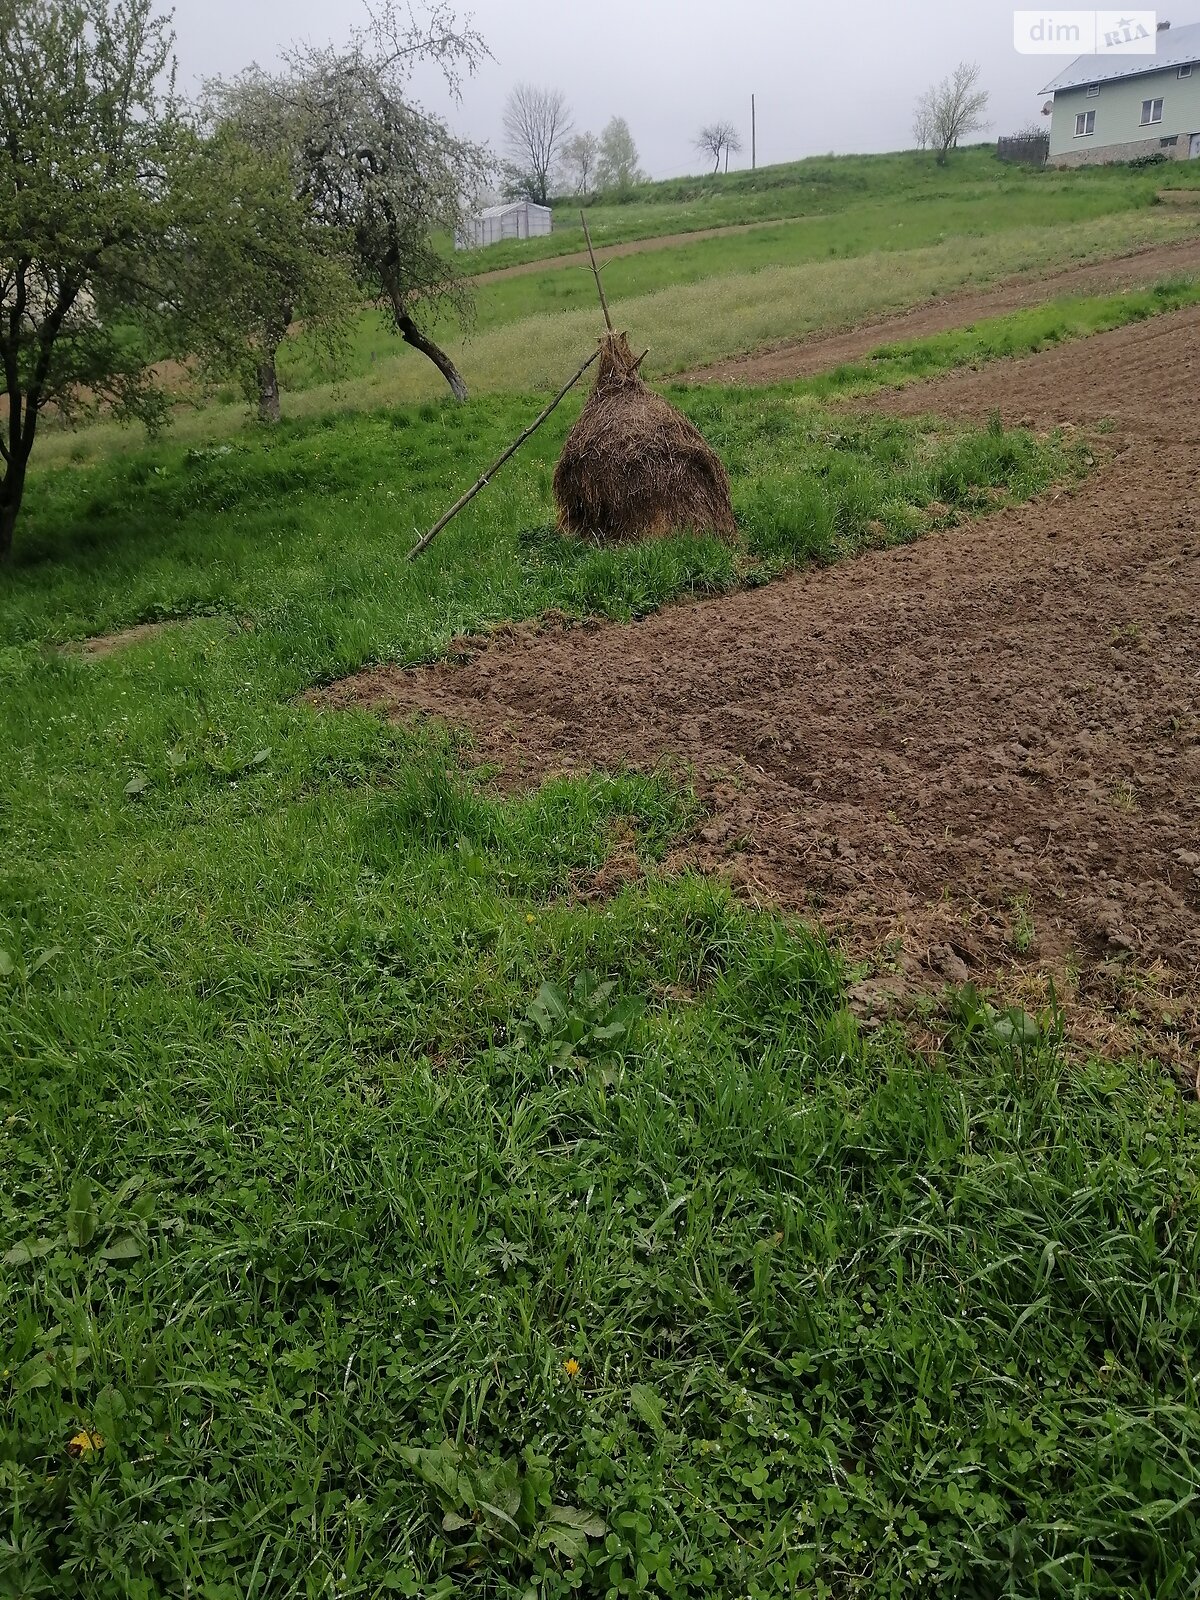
[553,332,737,544]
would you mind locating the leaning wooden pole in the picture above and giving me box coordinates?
[580,211,614,334]
[406,348,600,563]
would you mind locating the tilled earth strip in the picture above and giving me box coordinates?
[677,234,1200,386]
[313,308,1200,1064]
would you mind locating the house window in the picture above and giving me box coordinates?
[1180,65,1194,78]
[1162,135,1179,147]
[1141,97,1165,125]
[1075,110,1096,136]
[1087,83,1100,96]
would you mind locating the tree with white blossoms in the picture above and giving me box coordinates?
[0,0,344,557]
[205,2,492,415]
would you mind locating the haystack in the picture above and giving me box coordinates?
[553,333,737,544]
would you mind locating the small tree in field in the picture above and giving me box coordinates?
[0,0,335,557]
[912,90,935,151]
[562,132,601,196]
[167,131,357,425]
[206,3,491,413]
[694,121,742,175]
[502,84,573,204]
[917,62,990,164]
[595,117,645,192]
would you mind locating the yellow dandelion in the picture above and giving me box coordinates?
[67,1430,104,1460]
[563,1358,581,1379]
[525,914,536,925]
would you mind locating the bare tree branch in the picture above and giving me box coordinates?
[916,62,990,164]
[502,84,573,204]
[693,120,742,175]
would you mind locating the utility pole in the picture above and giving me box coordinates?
[752,93,757,169]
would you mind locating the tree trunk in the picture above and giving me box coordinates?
[393,306,469,403]
[0,458,27,564]
[257,353,282,425]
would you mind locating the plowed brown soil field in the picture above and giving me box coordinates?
[314,307,1200,1063]
[678,235,1200,385]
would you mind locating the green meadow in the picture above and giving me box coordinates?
[5,149,1200,1599]
[455,145,1200,267]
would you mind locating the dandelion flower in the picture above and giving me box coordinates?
[563,1358,581,1379]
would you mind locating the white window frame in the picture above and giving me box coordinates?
[1179,65,1194,79]
[1141,97,1165,126]
[1075,109,1096,137]
[1086,83,1100,97]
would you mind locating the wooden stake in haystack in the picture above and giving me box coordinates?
[409,210,735,560]
[553,215,736,545]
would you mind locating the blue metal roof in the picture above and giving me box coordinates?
[1041,19,1200,93]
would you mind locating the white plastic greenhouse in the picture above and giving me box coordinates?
[455,200,553,250]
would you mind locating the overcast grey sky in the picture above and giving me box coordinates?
[169,0,1118,178]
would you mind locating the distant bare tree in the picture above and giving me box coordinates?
[503,84,573,203]
[912,89,935,151]
[694,120,742,174]
[562,131,600,195]
[917,62,990,164]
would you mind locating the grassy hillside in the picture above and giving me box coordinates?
[326,186,1188,356]
[6,148,1200,1598]
[28,146,1199,465]
[6,392,1200,1598]
[37,209,1200,466]
[458,145,1200,268]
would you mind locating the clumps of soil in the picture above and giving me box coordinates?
[553,332,736,544]
[442,610,602,664]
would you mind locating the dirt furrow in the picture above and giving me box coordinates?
[677,234,1200,385]
[314,309,1200,1057]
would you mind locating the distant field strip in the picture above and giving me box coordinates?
[777,278,1200,401]
[293,213,1200,406]
[464,213,811,285]
[445,146,1200,270]
[34,211,1200,465]
[287,190,1199,375]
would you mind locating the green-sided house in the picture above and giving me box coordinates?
[1045,19,1200,165]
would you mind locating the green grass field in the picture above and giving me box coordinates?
[273,179,1200,408]
[6,149,1200,1598]
[39,208,1200,468]
[454,146,1200,269]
